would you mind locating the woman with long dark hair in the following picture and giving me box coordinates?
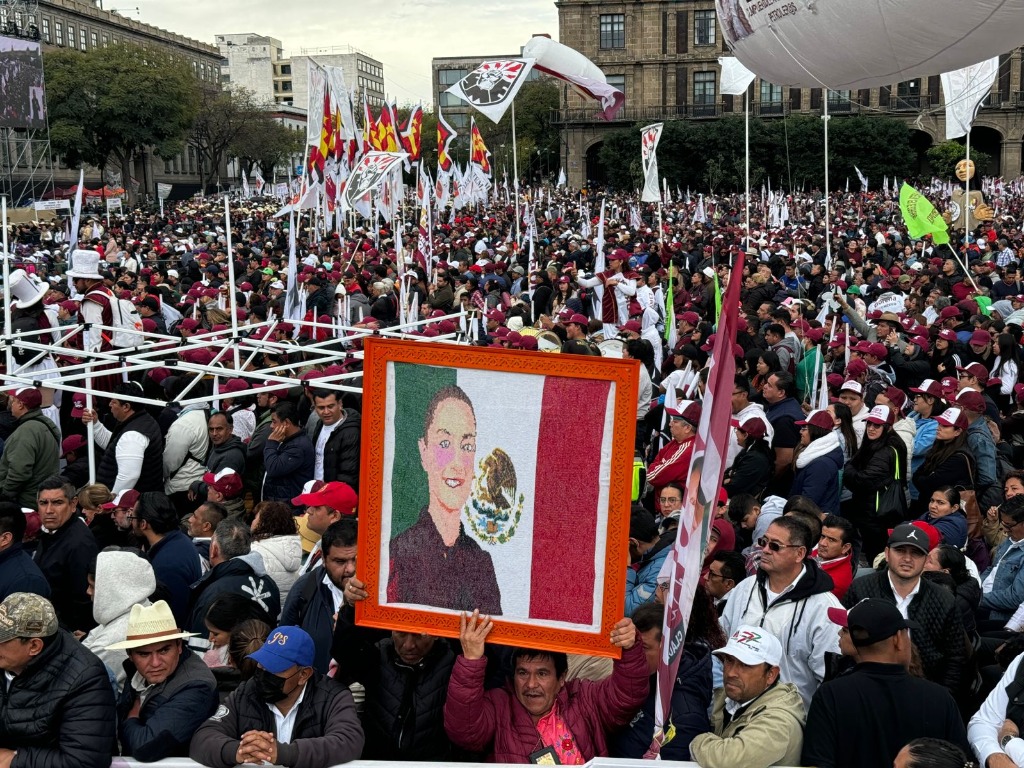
[827,401,859,460]
[550,275,578,318]
[924,543,980,636]
[991,332,1021,414]
[912,408,974,519]
[931,328,964,379]
[842,404,908,561]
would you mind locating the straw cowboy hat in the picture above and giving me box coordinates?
[65,249,104,280]
[106,600,198,650]
[7,269,49,309]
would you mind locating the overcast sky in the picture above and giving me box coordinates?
[136,0,558,105]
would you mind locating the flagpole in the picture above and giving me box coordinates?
[745,88,750,248]
[512,101,521,246]
[822,94,832,269]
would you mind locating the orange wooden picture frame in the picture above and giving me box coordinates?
[355,337,639,658]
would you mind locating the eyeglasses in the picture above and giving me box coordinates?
[706,570,728,581]
[658,497,682,505]
[1000,518,1023,531]
[757,536,802,552]
[958,372,973,379]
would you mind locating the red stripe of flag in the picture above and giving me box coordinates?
[529,376,610,624]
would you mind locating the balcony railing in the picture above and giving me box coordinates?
[888,95,931,111]
[753,100,787,117]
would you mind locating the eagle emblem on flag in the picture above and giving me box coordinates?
[446,58,536,124]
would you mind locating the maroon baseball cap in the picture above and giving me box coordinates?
[936,406,969,429]
[71,395,87,418]
[956,362,989,383]
[618,320,642,334]
[910,379,943,399]
[955,389,986,414]
[202,468,244,499]
[3,387,42,410]
[667,401,702,427]
[61,434,87,458]
[566,313,589,328]
[731,416,767,439]
[937,328,958,342]
[908,335,930,352]
[101,488,140,511]
[866,342,888,360]
[939,306,961,320]
[970,330,992,347]
[796,409,834,430]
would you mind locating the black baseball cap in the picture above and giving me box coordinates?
[828,598,920,647]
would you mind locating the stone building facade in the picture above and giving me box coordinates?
[554,0,1024,187]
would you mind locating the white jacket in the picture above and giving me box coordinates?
[164,406,209,494]
[82,551,156,687]
[252,534,304,604]
[720,562,842,711]
[969,652,1024,766]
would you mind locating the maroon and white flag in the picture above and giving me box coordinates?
[646,253,743,757]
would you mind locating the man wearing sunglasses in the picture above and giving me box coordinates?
[720,517,842,710]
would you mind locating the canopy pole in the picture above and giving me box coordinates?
[224,196,240,370]
[1,197,11,378]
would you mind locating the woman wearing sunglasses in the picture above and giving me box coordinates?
[842,404,909,562]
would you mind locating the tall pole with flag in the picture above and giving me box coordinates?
[646,251,744,758]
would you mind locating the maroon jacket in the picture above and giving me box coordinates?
[443,637,649,763]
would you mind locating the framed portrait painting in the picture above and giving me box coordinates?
[356,338,639,658]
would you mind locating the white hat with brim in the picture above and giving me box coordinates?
[106,600,198,650]
[66,249,104,280]
[712,624,783,667]
[8,269,50,309]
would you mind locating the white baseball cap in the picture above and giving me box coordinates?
[713,625,783,667]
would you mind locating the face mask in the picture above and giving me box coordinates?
[253,668,292,703]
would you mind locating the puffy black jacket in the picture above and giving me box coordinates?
[0,629,116,768]
[332,605,455,760]
[206,435,247,476]
[315,409,361,491]
[33,516,99,632]
[97,409,165,493]
[189,673,364,768]
[843,570,965,693]
[186,553,281,635]
[117,647,218,760]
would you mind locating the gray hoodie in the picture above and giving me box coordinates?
[83,550,156,687]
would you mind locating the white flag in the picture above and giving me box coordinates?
[719,57,756,96]
[445,59,536,124]
[941,57,999,140]
[640,123,663,203]
[557,167,566,188]
[855,166,868,192]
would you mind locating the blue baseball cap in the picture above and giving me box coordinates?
[247,626,315,674]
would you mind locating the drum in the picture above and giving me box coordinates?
[536,330,562,353]
[598,339,625,358]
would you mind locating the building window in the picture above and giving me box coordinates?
[605,73,625,103]
[79,28,86,50]
[101,33,108,47]
[437,68,467,86]
[41,17,49,41]
[282,81,291,92]
[439,91,464,107]
[54,20,62,45]
[760,82,783,103]
[694,10,716,46]
[90,31,97,49]
[599,14,625,49]
[66,24,74,47]
[694,71,716,104]
[281,64,291,75]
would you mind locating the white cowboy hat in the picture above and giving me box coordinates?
[7,269,49,309]
[106,600,198,650]
[65,249,104,280]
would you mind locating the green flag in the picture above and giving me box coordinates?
[664,265,674,343]
[713,272,723,325]
[899,183,950,245]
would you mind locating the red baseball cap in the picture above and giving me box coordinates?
[291,481,357,514]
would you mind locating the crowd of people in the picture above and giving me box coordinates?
[3,181,1024,767]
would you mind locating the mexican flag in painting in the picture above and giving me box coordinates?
[380,361,616,630]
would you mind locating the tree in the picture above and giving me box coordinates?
[926,140,992,179]
[45,44,200,201]
[229,115,304,180]
[190,85,267,194]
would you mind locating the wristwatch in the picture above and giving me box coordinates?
[1002,733,1017,749]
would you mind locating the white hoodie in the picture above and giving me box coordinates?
[252,534,304,604]
[83,551,156,687]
